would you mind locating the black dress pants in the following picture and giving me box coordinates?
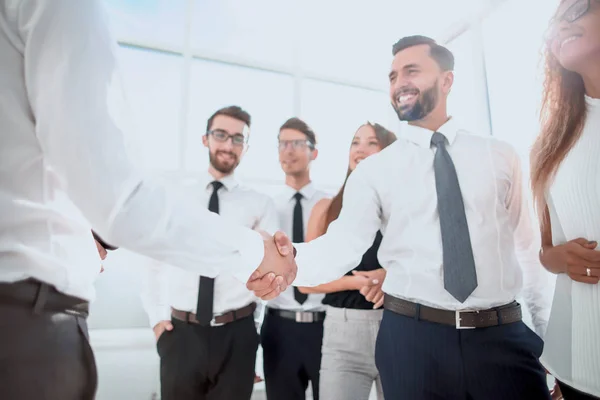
[558,381,600,400]
[158,315,259,400]
[260,312,324,400]
[0,280,97,400]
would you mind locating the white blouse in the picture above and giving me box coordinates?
[542,95,600,397]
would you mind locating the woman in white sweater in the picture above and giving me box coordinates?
[530,1,600,399]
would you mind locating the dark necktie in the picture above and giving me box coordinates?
[292,192,308,305]
[196,181,224,325]
[431,132,478,303]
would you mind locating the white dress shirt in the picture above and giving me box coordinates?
[541,95,600,396]
[267,183,329,312]
[293,118,551,336]
[140,173,279,328]
[0,0,264,302]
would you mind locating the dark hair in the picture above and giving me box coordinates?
[279,117,317,147]
[206,105,251,133]
[392,35,454,71]
[322,122,397,232]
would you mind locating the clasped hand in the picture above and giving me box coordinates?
[246,231,297,300]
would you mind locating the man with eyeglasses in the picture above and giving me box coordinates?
[140,106,280,400]
[261,117,329,400]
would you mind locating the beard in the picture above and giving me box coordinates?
[209,150,239,174]
[392,80,439,122]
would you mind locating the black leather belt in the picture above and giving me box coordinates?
[0,279,89,317]
[267,307,326,323]
[383,294,521,329]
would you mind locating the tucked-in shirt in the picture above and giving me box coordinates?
[267,183,329,312]
[542,95,600,397]
[293,118,552,336]
[140,172,279,328]
[0,0,264,301]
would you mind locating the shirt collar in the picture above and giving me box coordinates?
[283,182,316,201]
[202,170,238,191]
[399,117,460,148]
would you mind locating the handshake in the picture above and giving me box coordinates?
[246,231,298,300]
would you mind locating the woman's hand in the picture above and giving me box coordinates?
[541,238,600,284]
[355,269,387,309]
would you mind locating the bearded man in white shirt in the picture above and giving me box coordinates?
[140,106,279,400]
[280,35,554,400]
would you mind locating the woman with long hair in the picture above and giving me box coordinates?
[298,122,396,400]
[530,1,600,398]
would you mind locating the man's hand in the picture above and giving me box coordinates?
[355,269,387,309]
[153,320,173,341]
[254,373,263,383]
[246,231,297,300]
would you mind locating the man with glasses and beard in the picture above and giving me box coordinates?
[140,106,279,400]
[283,35,553,399]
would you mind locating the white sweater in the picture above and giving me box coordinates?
[542,95,600,397]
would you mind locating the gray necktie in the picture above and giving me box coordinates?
[431,132,478,303]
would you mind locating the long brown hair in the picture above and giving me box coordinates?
[530,8,588,222]
[321,123,397,234]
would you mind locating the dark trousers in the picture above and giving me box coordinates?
[558,381,600,400]
[158,315,259,400]
[375,310,550,400]
[260,312,323,400]
[0,281,97,400]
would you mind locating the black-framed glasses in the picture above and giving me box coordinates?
[278,139,314,151]
[208,129,248,146]
[555,0,591,24]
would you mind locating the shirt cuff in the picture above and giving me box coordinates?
[231,229,265,284]
[292,244,318,287]
[148,305,172,329]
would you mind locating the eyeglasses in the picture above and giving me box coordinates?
[208,129,248,146]
[278,139,314,151]
[554,0,592,24]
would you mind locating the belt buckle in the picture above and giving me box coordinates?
[455,311,476,330]
[295,312,313,323]
[211,319,225,327]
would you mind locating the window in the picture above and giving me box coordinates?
[116,46,183,171]
[186,60,294,181]
[104,0,187,48]
[446,29,491,136]
[191,0,295,68]
[482,0,559,158]
[299,79,395,188]
[298,0,484,87]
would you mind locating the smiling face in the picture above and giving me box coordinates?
[348,125,382,171]
[203,114,248,175]
[278,128,317,176]
[389,44,453,122]
[550,0,600,74]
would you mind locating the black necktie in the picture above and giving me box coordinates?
[431,132,478,303]
[196,181,224,325]
[292,192,308,305]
